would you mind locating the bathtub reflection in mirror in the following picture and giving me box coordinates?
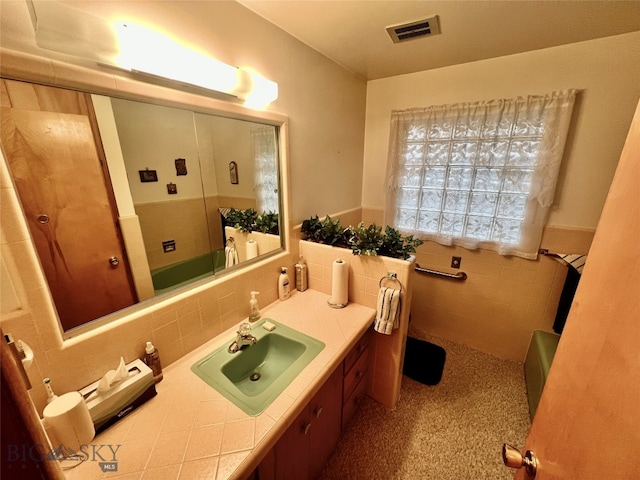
[1,79,283,333]
[106,98,281,296]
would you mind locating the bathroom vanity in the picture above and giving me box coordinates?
[63,289,375,480]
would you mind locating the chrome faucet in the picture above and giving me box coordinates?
[228,322,257,353]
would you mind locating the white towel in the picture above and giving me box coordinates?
[373,287,401,335]
[225,246,239,268]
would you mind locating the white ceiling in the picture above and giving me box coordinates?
[237,1,640,80]
[2,1,639,82]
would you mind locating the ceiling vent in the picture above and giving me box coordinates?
[386,16,440,43]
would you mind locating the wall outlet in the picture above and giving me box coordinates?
[451,256,461,269]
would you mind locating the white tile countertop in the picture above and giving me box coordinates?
[64,289,375,480]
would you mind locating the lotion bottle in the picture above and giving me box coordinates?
[249,291,261,322]
[278,267,291,300]
[144,341,163,383]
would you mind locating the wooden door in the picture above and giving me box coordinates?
[512,102,640,478]
[0,79,136,330]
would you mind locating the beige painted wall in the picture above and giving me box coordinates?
[363,32,640,229]
[1,2,637,430]
[0,0,365,414]
[362,32,640,360]
[0,0,367,224]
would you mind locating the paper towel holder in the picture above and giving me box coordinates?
[328,259,348,309]
[327,299,348,309]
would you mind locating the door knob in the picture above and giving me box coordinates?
[502,444,538,478]
[109,257,120,267]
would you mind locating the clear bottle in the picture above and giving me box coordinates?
[295,256,308,292]
[43,377,58,404]
[278,267,291,300]
[249,291,261,322]
[144,341,163,383]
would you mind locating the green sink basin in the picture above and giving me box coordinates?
[191,319,325,415]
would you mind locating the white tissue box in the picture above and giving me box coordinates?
[79,359,156,433]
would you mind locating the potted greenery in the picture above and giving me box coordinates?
[254,211,279,235]
[225,208,279,235]
[300,215,422,260]
[299,214,422,412]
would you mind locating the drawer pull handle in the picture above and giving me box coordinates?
[303,422,311,436]
[314,407,323,418]
[355,370,364,380]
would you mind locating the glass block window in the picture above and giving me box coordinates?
[386,91,577,259]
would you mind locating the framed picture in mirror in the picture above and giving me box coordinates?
[139,169,158,182]
[229,161,239,184]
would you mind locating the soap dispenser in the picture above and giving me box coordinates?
[144,341,163,383]
[249,291,261,322]
[43,377,58,404]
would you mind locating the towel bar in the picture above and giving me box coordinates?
[415,264,467,281]
[379,272,403,292]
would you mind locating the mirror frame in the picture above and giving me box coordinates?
[0,47,291,338]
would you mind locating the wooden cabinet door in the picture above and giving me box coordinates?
[273,366,343,479]
[309,366,342,478]
[274,405,311,479]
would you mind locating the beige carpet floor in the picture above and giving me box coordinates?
[319,331,531,480]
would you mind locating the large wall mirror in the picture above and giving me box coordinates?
[1,78,284,333]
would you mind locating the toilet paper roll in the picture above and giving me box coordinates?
[246,240,258,260]
[43,392,95,453]
[328,258,348,308]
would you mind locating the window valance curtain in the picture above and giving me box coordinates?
[251,126,279,213]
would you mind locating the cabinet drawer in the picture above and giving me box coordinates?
[342,368,368,430]
[343,329,371,375]
[343,346,368,403]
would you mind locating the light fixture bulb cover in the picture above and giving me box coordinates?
[29,1,278,105]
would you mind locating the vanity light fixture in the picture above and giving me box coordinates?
[29,1,278,108]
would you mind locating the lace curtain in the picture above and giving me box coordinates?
[385,90,577,259]
[251,126,279,213]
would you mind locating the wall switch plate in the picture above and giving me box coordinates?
[451,256,461,269]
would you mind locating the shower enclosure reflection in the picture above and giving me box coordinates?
[102,97,281,299]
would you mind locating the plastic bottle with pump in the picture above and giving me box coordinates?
[278,267,291,300]
[144,341,163,383]
[295,256,308,292]
[43,377,58,404]
[249,291,261,322]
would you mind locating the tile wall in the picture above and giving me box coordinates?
[299,239,415,409]
[363,207,593,361]
[135,198,217,270]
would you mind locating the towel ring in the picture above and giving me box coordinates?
[379,272,403,293]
